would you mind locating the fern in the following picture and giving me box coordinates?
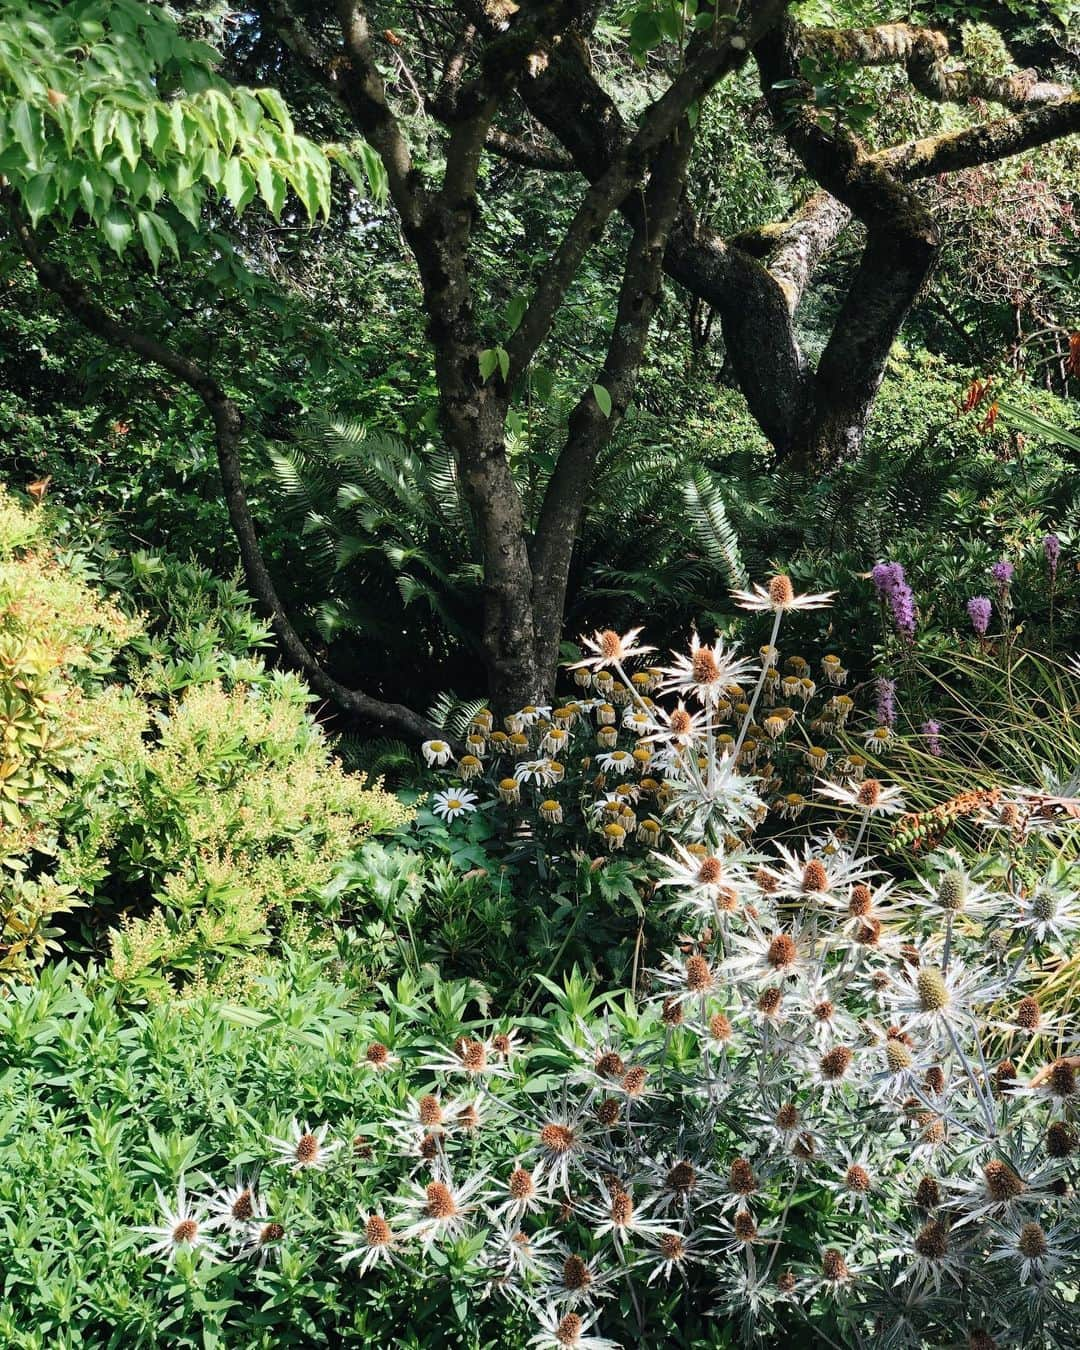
[426,691,490,738]
[681,466,748,588]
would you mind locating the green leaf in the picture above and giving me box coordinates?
[256,88,294,136]
[101,208,133,257]
[136,211,167,269]
[255,160,286,218]
[10,100,43,165]
[114,109,139,171]
[478,348,499,382]
[222,156,255,212]
[22,173,56,226]
[592,383,612,418]
[505,294,527,332]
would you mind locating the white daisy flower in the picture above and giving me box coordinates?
[431,787,479,821]
[421,739,453,767]
[513,757,558,786]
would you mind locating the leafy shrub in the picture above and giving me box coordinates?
[0,486,411,992]
[0,489,142,982]
[92,674,412,997]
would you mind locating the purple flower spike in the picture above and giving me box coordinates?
[967,596,992,636]
[871,560,917,642]
[1044,533,1060,578]
[872,562,904,598]
[921,720,943,757]
[991,560,1014,585]
[876,676,897,728]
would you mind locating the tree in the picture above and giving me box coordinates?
[2,0,1078,726]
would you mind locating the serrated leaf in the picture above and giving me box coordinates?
[255,87,294,136]
[255,160,285,218]
[11,99,43,165]
[101,208,133,257]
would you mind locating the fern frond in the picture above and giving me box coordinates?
[426,692,490,738]
[682,467,748,588]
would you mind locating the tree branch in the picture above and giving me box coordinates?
[507,1,791,381]
[6,202,441,742]
[757,17,944,465]
[877,94,1080,179]
[332,0,426,231]
[531,122,699,680]
[802,23,1073,109]
[517,0,814,453]
[729,190,852,315]
[484,126,575,170]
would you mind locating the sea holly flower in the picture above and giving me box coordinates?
[817,777,906,816]
[569,627,655,673]
[643,1227,709,1284]
[240,1219,286,1268]
[138,1179,223,1267]
[205,1173,264,1236]
[528,1306,620,1350]
[395,1171,491,1248]
[987,1216,1074,1285]
[335,1213,402,1274]
[731,574,837,613]
[656,632,757,707]
[267,1120,342,1172]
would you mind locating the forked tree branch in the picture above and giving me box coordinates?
[530,122,699,678]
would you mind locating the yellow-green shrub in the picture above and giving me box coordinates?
[0,486,412,993]
[0,489,141,982]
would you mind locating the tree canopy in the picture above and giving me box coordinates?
[2,0,1078,729]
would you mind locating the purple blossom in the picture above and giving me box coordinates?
[991,559,1014,585]
[921,720,943,757]
[967,596,992,636]
[871,562,904,598]
[871,560,917,642]
[875,676,897,728]
[1044,533,1061,578]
